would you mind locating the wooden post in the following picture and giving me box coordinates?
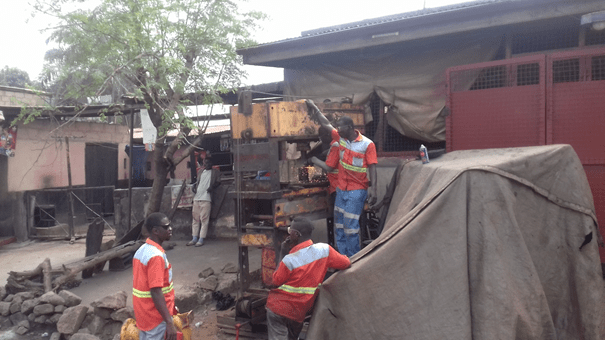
[128,109,134,232]
[65,137,76,244]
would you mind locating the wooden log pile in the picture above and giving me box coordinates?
[6,241,142,294]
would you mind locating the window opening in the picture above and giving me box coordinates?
[468,65,507,90]
[517,63,540,86]
[591,55,605,81]
[552,59,580,83]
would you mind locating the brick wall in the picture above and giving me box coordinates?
[0,86,49,107]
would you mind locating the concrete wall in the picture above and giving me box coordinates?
[113,184,236,241]
[8,120,130,192]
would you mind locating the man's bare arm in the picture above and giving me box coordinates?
[305,100,335,131]
[309,156,335,173]
[367,164,378,206]
[150,287,177,340]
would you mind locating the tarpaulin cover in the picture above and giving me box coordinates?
[306,145,605,339]
[284,32,501,142]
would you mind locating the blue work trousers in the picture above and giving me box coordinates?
[334,188,367,257]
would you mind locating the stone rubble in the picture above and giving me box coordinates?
[0,289,133,340]
[0,265,253,339]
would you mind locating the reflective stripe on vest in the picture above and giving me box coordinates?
[282,243,330,271]
[340,160,367,173]
[133,282,174,298]
[338,133,372,173]
[277,284,320,295]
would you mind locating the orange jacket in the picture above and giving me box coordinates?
[132,239,176,331]
[266,240,350,323]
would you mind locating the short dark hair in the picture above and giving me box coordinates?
[338,116,354,128]
[145,212,168,231]
[291,217,314,238]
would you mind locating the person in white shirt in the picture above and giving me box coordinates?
[188,158,219,247]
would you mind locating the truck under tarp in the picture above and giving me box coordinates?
[306,145,605,339]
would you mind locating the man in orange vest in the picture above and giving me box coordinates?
[306,100,378,257]
[266,217,350,340]
[132,212,178,340]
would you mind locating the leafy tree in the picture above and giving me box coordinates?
[0,66,32,88]
[26,0,264,215]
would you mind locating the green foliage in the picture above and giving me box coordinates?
[31,0,264,135]
[0,66,32,88]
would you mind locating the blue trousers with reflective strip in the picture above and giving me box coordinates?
[334,188,367,257]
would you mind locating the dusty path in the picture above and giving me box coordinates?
[0,237,263,339]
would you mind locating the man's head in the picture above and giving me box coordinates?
[318,126,333,145]
[203,158,213,170]
[145,212,172,243]
[288,217,314,244]
[336,116,355,140]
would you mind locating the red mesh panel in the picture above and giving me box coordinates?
[447,55,546,152]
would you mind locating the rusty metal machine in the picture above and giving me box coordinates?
[218,99,364,336]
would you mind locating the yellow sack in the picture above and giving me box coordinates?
[121,311,193,340]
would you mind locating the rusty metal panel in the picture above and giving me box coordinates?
[262,246,276,286]
[274,194,328,228]
[282,187,326,198]
[268,101,320,137]
[319,103,366,127]
[233,143,274,172]
[239,233,273,247]
[230,104,269,139]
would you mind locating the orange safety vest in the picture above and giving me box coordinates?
[132,239,175,331]
[326,129,377,191]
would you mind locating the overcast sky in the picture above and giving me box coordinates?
[1,0,476,86]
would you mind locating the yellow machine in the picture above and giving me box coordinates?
[219,98,365,335]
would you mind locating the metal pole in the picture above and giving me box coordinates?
[65,137,76,244]
[128,108,135,232]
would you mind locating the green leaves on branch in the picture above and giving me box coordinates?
[27,0,265,130]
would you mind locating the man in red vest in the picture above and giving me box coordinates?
[266,217,350,339]
[306,100,378,257]
[132,212,178,340]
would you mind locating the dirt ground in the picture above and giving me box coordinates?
[0,235,265,340]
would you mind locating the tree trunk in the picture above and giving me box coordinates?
[146,139,170,217]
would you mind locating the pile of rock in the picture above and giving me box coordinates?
[0,286,132,340]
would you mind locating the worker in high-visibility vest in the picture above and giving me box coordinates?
[306,100,378,257]
[132,212,178,340]
[266,217,350,340]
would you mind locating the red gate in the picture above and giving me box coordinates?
[547,47,605,261]
[446,55,546,152]
[447,48,605,261]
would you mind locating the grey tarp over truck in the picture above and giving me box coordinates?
[306,145,605,339]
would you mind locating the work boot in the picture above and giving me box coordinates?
[187,237,199,246]
[195,238,204,247]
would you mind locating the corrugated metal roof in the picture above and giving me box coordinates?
[255,0,508,47]
[302,0,506,37]
[133,125,231,139]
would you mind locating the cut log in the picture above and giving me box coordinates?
[8,261,44,280]
[41,258,52,293]
[52,240,142,291]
